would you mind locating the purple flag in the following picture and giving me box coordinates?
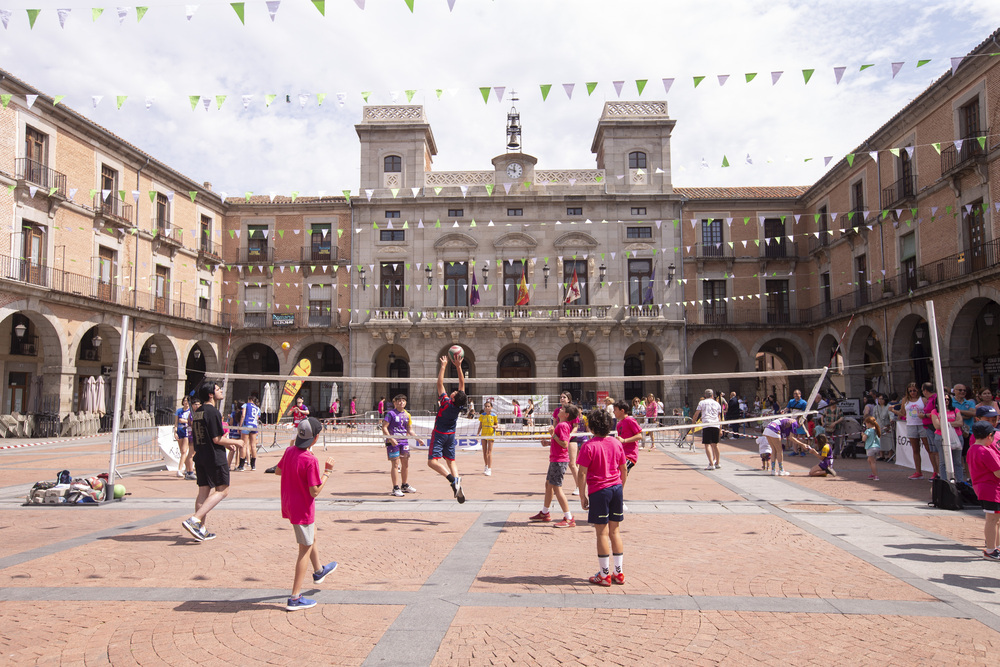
[470,272,481,306]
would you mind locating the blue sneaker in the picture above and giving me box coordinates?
[286,596,317,611]
[313,561,338,584]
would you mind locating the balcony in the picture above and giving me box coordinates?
[881,174,916,209]
[941,131,987,176]
[15,158,68,198]
[301,244,339,263]
[308,313,332,327]
[625,304,661,318]
[806,232,830,254]
[94,195,134,228]
[151,220,184,256]
[438,307,470,320]
[242,246,273,265]
[688,305,816,327]
[371,308,410,322]
[9,334,38,356]
[761,239,797,259]
[244,312,268,328]
[198,239,223,269]
[561,305,611,319]
[694,242,733,259]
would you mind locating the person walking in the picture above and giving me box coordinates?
[692,389,724,470]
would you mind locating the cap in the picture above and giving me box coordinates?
[972,420,996,439]
[975,406,999,419]
[294,416,324,449]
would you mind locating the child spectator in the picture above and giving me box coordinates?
[477,401,498,476]
[968,420,1000,560]
[427,355,468,502]
[863,415,882,481]
[612,401,642,477]
[529,404,579,527]
[805,433,836,477]
[291,397,310,429]
[757,434,772,470]
[511,399,522,426]
[576,407,628,586]
[525,398,535,427]
[275,417,338,610]
[381,394,422,497]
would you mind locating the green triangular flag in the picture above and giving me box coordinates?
[0,94,10,109]
[433,187,442,195]
[979,136,987,150]
[118,190,126,201]
[859,64,875,71]
[188,191,197,203]
[479,87,491,104]
[53,95,65,105]
[372,221,379,229]
[586,82,598,95]
[342,189,351,203]
[540,84,551,101]
[932,142,941,154]
[693,76,705,88]
[745,73,757,83]
[390,188,399,198]
[337,229,344,238]
[434,219,441,228]
[435,89,443,99]
[265,94,277,107]
[405,90,416,102]
[846,153,855,166]
[316,93,326,106]
[136,6,148,21]
[523,181,531,189]
[92,7,103,20]
[917,59,931,67]
[485,184,494,196]
[403,0,414,10]
[469,219,476,227]
[216,95,227,109]
[635,79,647,95]
[721,155,730,167]
[401,221,408,229]
[149,191,157,204]
[116,96,127,110]
[189,95,200,111]
[26,9,40,28]
[361,91,371,102]
[231,3,245,23]
[311,0,325,15]
[802,69,815,84]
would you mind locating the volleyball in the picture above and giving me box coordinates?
[281,341,290,350]
[447,345,464,363]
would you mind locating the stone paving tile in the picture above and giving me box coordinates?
[890,514,987,550]
[432,607,1000,666]
[0,511,474,591]
[0,510,161,559]
[471,514,934,600]
[0,601,402,666]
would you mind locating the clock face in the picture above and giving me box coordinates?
[506,162,523,179]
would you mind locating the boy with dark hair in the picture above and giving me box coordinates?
[382,394,422,497]
[968,420,1000,560]
[576,407,628,586]
[529,403,579,527]
[181,380,243,542]
[275,416,338,610]
[612,400,643,477]
[427,355,467,502]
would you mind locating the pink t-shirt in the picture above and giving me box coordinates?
[968,443,1000,504]
[921,393,937,427]
[576,435,626,496]
[645,401,658,419]
[278,445,322,525]
[615,416,642,462]
[550,420,573,462]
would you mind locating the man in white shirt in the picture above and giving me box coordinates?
[692,389,724,470]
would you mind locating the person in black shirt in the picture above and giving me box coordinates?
[726,391,743,436]
[182,380,243,542]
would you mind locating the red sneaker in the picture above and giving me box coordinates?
[554,518,576,528]
[610,573,625,585]
[908,473,924,480]
[589,573,612,587]
[528,511,551,522]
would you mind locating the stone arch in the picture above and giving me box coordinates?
[687,331,753,372]
[553,231,599,251]
[749,334,811,404]
[286,335,347,375]
[556,342,597,406]
[947,287,1000,391]
[433,232,479,250]
[493,232,538,250]
[846,322,888,397]
[689,338,745,404]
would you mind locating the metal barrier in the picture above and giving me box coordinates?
[115,425,164,468]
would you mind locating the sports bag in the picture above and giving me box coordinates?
[929,477,964,511]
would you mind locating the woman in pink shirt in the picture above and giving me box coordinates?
[577,407,628,587]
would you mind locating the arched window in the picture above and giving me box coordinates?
[628,151,647,169]
[384,155,402,173]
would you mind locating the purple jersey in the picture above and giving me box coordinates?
[383,409,411,437]
[765,417,798,437]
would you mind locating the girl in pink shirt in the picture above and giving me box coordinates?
[576,408,628,587]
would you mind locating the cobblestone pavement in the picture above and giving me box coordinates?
[2,434,1000,665]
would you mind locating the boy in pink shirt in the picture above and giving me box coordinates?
[275,417,338,610]
[613,400,643,476]
[529,404,579,528]
[968,420,1000,561]
[576,407,629,587]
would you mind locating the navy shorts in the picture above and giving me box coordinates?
[194,461,230,489]
[701,427,720,445]
[588,484,624,525]
[429,431,456,461]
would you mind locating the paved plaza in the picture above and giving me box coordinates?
[2,433,1000,665]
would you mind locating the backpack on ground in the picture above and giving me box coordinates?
[956,481,980,507]
[929,477,964,511]
[57,470,72,484]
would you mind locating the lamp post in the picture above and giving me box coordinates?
[482,262,489,283]
[667,262,676,285]
[13,322,27,339]
[359,266,366,291]
[542,264,550,288]
[92,333,103,348]
[599,263,607,283]
[425,265,433,287]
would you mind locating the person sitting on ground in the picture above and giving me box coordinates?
[804,433,836,477]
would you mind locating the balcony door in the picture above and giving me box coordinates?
[25,127,47,185]
[21,223,44,286]
[97,246,116,301]
[966,200,987,272]
[154,265,169,314]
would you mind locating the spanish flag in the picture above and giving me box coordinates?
[515,267,530,306]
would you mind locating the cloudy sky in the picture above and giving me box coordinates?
[3,0,999,197]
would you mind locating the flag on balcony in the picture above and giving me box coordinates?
[515,268,530,306]
[470,272,481,306]
[643,267,656,305]
[565,268,582,304]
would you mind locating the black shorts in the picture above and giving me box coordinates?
[588,484,624,525]
[701,427,720,445]
[625,459,636,476]
[194,461,230,488]
[982,500,1000,513]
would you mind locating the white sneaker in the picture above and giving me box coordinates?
[572,488,580,495]
[176,471,185,478]
[484,466,491,476]
[771,468,777,476]
[623,503,629,511]
[779,470,790,476]
[391,487,404,497]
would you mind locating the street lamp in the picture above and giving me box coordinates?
[359,266,366,291]
[667,262,676,285]
[149,343,158,355]
[425,265,433,286]
[193,348,202,359]
[482,262,489,283]
[599,264,607,283]
[13,322,27,339]
[542,264,550,288]
[92,333,102,348]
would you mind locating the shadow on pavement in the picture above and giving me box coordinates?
[932,573,1000,594]
[173,599,285,613]
[477,574,586,586]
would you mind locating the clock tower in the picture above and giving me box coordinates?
[492,152,537,183]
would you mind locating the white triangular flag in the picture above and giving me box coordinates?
[57,8,71,27]
[185,5,197,20]
[613,80,624,97]
[266,0,280,21]
[834,66,846,84]
[891,62,904,78]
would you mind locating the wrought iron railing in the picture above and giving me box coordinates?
[881,174,916,208]
[15,158,68,198]
[941,130,987,174]
[94,195,134,225]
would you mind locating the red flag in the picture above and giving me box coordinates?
[564,268,581,304]
[515,267,530,306]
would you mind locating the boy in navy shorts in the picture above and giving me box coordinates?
[382,394,423,497]
[576,407,628,586]
[427,355,468,503]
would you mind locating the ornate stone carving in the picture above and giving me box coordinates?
[433,233,479,250]
[424,171,495,186]
[533,169,605,184]
[494,232,538,249]
[362,105,426,122]
[553,232,599,250]
[603,102,668,117]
